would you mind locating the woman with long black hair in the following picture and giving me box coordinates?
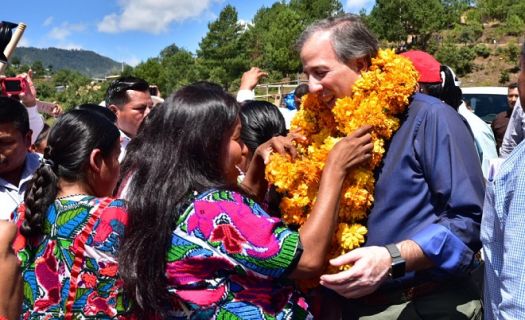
[12,109,129,319]
[119,82,372,319]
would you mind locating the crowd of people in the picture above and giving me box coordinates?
[1,13,525,320]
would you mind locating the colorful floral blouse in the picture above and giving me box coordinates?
[12,195,130,319]
[165,189,312,319]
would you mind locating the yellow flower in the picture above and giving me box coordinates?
[337,223,368,251]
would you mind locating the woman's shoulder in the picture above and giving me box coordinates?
[190,188,271,222]
[197,188,254,204]
[194,189,264,213]
[93,197,128,223]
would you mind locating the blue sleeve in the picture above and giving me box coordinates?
[412,106,484,274]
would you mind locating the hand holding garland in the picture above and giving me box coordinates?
[240,132,305,202]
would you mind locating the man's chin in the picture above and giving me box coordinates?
[325,97,336,109]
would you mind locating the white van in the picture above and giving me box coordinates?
[461,87,508,123]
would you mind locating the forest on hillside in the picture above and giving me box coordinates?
[11,47,122,78]
[5,0,525,110]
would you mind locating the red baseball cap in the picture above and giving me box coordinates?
[400,50,441,83]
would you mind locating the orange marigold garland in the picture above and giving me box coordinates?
[265,49,418,279]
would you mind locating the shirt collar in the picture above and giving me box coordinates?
[0,152,41,191]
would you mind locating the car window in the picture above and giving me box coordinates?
[463,93,508,123]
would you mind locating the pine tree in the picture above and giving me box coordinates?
[197,5,246,90]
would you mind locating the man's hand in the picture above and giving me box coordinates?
[17,69,37,107]
[51,103,63,117]
[239,67,268,91]
[319,246,391,299]
[37,100,63,117]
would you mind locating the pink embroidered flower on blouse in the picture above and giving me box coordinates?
[187,192,282,259]
[210,224,246,254]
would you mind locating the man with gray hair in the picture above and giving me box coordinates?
[297,15,484,318]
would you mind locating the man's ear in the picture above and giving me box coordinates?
[24,130,32,149]
[347,57,368,73]
[89,148,103,174]
[355,56,370,73]
[108,104,119,115]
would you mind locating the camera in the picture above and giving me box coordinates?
[0,77,27,96]
[149,85,159,97]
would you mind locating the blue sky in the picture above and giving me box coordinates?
[4,0,375,66]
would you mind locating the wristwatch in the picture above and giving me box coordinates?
[384,243,406,279]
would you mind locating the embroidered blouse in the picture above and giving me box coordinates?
[12,195,130,319]
[165,189,311,319]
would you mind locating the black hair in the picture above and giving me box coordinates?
[420,82,443,99]
[75,103,117,123]
[294,83,309,98]
[119,81,240,318]
[0,21,18,63]
[240,100,287,152]
[105,76,149,108]
[21,109,119,237]
[439,65,463,110]
[33,123,50,149]
[0,96,29,135]
[508,82,518,90]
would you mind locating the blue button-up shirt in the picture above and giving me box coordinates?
[482,140,525,319]
[366,93,485,287]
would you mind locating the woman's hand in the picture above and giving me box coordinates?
[241,133,305,202]
[325,125,373,180]
[254,132,305,165]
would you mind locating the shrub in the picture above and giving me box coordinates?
[435,44,476,77]
[473,44,491,58]
[499,70,510,84]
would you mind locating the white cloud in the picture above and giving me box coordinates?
[43,16,54,27]
[345,0,375,13]
[56,42,83,50]
[97,0,219,34]
[48,22,86,40]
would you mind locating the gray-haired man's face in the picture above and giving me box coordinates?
[300,30,363,109]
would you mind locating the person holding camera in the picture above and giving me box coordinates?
[1,70,45,145]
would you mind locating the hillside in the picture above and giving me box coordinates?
[460,25,522,87]
[11,47,122,78]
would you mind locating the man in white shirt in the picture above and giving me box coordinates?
[0,97,40,220]
[499,99,524,157]
[105,77,153,162]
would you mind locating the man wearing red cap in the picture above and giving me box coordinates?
[401,50,498,181]
[299,15,484,319]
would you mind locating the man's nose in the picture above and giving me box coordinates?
[144,106,152,117]
[308,78,322,93]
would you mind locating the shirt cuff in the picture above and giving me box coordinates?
[410,224,474,274]
[236,89,255,102]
